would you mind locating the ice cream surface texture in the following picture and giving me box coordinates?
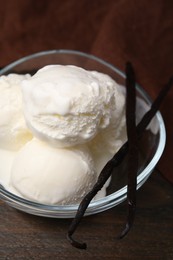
[0,65,126,205]
[0,74,32,150]
[10,138,96,205]
[22,65,123,148]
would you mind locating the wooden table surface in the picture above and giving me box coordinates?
[0,170,172,260]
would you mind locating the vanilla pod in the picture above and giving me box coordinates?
[67,65,173,249]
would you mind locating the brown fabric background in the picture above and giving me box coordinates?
[0,0,173,182]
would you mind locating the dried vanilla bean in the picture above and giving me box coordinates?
[67,65,173,249]
[119,62,138,238]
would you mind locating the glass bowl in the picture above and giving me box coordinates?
[0,50,166,218]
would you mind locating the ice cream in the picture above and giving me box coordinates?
[0,65,126,205]
[9,138,96,205]
[21,65,123,148]
[0,74,32,150]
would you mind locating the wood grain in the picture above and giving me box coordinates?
[0,171,172,259]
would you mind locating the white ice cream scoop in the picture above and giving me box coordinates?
[21,65,121,148]
[0,74,32,150]
[9,138,96,205]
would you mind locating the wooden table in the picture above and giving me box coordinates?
[0,170,172,259]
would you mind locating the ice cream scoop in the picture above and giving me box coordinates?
[9,138,96,205]
[0,74,32,150]
[21,65,123,148]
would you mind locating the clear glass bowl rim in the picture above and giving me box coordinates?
[0,49,166,214]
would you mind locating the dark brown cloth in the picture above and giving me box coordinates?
[0,0,173,182]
